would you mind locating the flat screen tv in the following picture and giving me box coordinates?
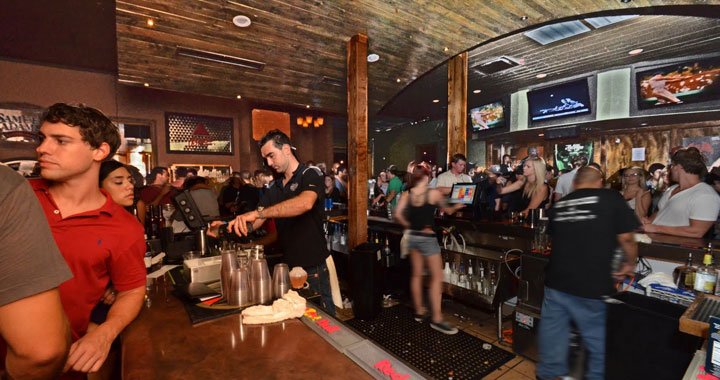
[554,142,593,171]
[469,101,505,131]
[636,56,720,109]
[527,79,591,121]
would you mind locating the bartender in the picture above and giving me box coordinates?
[643,148,720,238]
[226,130,335,316]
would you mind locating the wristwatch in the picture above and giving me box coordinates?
[257,206,265,219]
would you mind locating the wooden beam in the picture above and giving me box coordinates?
[447,52,468,162]
[347,33,369,250]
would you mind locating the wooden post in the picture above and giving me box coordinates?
[447,52,468,162]
[347,34,368,250]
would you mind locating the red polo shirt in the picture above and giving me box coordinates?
[30,179,146,340]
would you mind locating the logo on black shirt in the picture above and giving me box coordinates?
[290,182,299,191]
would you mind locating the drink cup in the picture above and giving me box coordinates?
[289,266,309,289]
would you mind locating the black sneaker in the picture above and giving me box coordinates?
[414,313,427,322]
[430,321,458,335]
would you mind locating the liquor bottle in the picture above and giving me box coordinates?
[149,206,159,239]
[488,265,497,297]
[467,263,476,291]
[458,265,468,288]
[673,253,696,290]
[450,262,459,285]
[477,261,486,295]
[157,205,166,229]
[694,251,717,294]
[374,233,380,245]
[443,261,452,283]
[383,237,393,267]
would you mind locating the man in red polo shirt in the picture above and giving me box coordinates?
[33,103,146,377]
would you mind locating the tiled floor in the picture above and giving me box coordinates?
[334,299,538,380]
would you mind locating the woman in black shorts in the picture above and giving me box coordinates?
[394,164,464,334]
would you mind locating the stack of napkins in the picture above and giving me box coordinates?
[241,290,306,325]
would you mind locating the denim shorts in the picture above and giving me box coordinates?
[406,232,440,256]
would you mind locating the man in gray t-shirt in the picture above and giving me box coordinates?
[0,165,73,379]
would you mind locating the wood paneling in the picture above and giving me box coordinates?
[114,1,715,116]
[347,34,369,250]
[447,52,468,161]
[602,130,671,176]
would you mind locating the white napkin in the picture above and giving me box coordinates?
[637,272,676,288]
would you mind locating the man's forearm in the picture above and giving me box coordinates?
[650,224,708,238]
[263,191,315,218]
[97,287,145,340]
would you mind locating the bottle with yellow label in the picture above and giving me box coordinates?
[694,252,717,294]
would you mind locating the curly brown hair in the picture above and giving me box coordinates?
[41,103,120,160]
[672,148,708,177]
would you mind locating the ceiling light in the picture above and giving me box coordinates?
[143,83,149,87]
[520,16,528,21]
[536,73,547,79]
[628,48,643,55]
[236,95,242,99]
[444,47,449,52]
[367,54,379,62]
[432,99,439,103]
[385,128,392,131]
[147,19,154,27]
[620,0,631,3]
[233,15,252,28]
[306,105,310,109]
[473,89,481,94]
[538,133,545,137]
[396,78,401,83]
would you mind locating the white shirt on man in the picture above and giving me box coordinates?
[555,168,578,199]
[436,170,472,188]
[653,183,720,227]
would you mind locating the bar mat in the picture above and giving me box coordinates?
[690,297,720,322]
[346,306,514,380]
[167,266,244,325]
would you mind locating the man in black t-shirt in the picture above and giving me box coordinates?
[227,130,335,315]
[537,166,639,380]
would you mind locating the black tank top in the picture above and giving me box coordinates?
[406,190,436,231]
[518,184,550,211]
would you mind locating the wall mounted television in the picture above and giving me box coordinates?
[527,79,592,121]
[635,56,720,110]
[469,100,506,131]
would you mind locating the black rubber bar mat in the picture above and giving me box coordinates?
[346,306,515,380]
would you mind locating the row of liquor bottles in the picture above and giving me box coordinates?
[443,257,498,297]
[673,243,719,294]
[324,223,396,267]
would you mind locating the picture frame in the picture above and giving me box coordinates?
[165,112,234,155]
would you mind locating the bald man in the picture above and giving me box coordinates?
[537,166,639,380]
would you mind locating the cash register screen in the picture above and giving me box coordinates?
[448,183,477,205]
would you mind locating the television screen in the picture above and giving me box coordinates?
[469,101,505,131]
[554,142,593,171]
[449,183,477,205]
[636,56,720,109]
[527,79,591,121]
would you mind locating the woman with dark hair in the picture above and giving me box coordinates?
[99,160,146,226]
[324,174,342,203]
[394,164,464,335]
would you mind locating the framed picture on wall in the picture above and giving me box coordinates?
[166,112,233,155]
[554,142,593,171]
[683,136,720,169]
[170,164,233,186]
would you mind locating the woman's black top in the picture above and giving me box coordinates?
[405,191,436,231]
[517,183,550,211]
[326,186,342,203]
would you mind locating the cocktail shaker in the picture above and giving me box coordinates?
[250,257,272,305]
[271,263,291,299]
[221,249,239,299]
[228,267,251,307]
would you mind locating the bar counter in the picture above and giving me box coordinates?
[121,274,373,380]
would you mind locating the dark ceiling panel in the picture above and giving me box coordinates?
[0,0,117,73]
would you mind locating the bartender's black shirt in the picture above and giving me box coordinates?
[547,188,639,299]
[258,164,329,268]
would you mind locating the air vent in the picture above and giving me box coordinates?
[544,125,579,140]
[584,15,638,29]
[473,56,521,75]
[176,46,265,70]
[321,76,344,87]
[524,20,590,46]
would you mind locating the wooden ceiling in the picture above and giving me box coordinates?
[115,0,718,116]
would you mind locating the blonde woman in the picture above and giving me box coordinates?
[497,157,549,215]
[621,166,651,219]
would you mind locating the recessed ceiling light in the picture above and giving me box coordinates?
[147,19,154,27]
[143,83,149,87]
[443,47,449,52]
[232,15,252,28]
[628,48,643,55]
[536,73,547,79]
[306,105,310,109]
[621,0,631,3]
[367,54,380,62]
[538,133,545,137]
[432,99,439,103]
[236,95,242,99]
[520,16,528,21]
[396,78,401,83]
[473,89,481,94]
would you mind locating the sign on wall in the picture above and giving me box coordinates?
[554,142,594,171]
[683,136,720,169]
[0,105,43,142]
[166,112,233,155]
